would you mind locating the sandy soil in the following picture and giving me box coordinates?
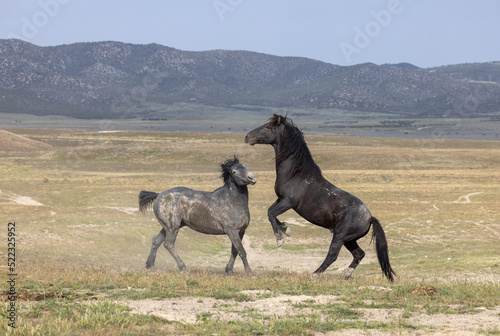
[123,289,499,335]
[0,191,44,206]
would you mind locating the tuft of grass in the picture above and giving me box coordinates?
[1,299,168,335]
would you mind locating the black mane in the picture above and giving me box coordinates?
[220,156,240,182]
[269,115,321,180]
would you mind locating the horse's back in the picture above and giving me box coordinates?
[153,187,194,213]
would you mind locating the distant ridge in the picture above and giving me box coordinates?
[1,39,499,118]
[382,62,420,70]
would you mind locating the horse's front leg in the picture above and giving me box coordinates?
[225,229,254,276]
[268,199,292,247]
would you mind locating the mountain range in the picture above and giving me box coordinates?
[1,39,499,119]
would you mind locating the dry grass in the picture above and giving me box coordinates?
[1,129,499,335]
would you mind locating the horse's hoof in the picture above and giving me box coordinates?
[283,225,291,237]
[344,267,355,280]
[276,237,285,247]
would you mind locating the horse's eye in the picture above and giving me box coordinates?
[232,170,237,175]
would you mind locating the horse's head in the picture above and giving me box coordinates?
[244,114,287,146]
[221,156,257,186]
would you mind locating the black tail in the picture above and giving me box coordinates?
[139,190,158,214]
[371,217,396,282]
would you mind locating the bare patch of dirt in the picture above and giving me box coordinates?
[104,206,138,215]
[123,293,499,335]
[452,192,483,204]
[10,195,44,206]
[0,190,44,206]
[409,309,500,335]
[124,293,344,324]
[424,330,482,336]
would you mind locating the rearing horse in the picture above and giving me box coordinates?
[245,114,395,281]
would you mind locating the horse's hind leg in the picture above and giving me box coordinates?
[146,228,166,269]
[313,235,343,275]
[226,229,254,276]
[163,227,186,272]
[343,240,365,279]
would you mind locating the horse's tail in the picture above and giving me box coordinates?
[371,217,396,282]
[139,190,158,214]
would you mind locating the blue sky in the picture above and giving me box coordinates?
[1,0,499,68]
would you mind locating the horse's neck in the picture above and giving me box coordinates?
[273,141,301,180]
[218,180,249,202]
[273,140,320,182]
[275,156,299,182]
[272,142,280,158]
[273,143,285,173]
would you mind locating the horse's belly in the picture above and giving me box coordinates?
[294,192,366,229]
[187,221,225,235]
[185,204,226,234]
[296,196,371,232]
[295,207,333,228]
[185,202,249,234]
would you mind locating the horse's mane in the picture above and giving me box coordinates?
[269,114,321,180]
[220,156,240,182]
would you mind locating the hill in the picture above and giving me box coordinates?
[0,129,53,151]
[1,39,500,118]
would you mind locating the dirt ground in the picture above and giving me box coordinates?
[123,290,499,335]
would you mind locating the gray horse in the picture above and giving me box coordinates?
[139,157,257,276]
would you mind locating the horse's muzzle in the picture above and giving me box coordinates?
[247,173,257,185]
[244,135,256,146]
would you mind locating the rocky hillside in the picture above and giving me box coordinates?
[1,39,499,118]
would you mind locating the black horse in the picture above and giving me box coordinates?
[245,115,395,281]
[139,157,257,276]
